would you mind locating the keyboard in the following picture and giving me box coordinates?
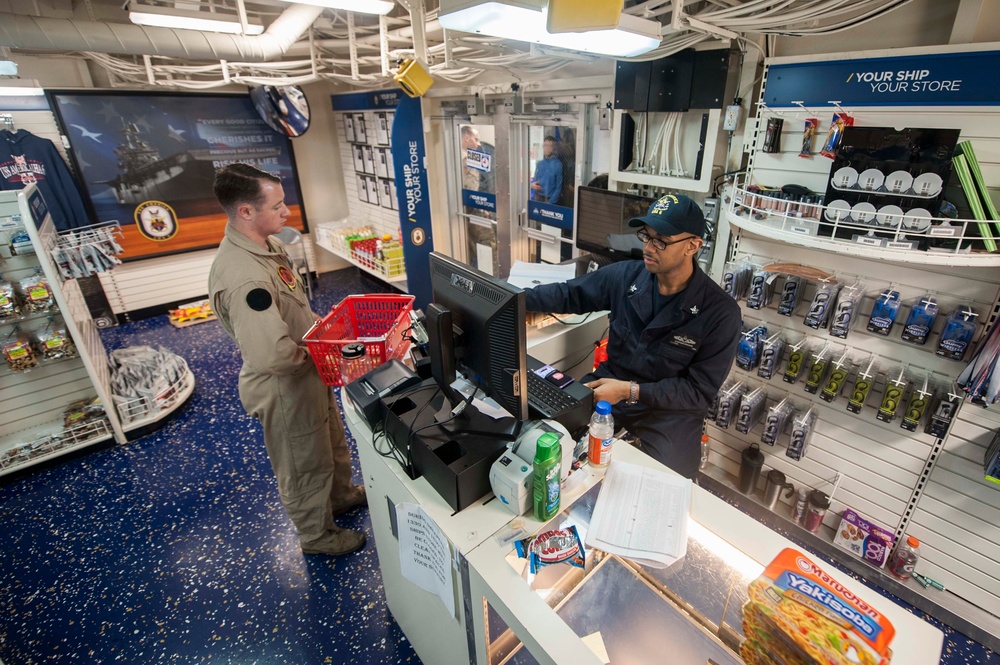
[527,371,582,417]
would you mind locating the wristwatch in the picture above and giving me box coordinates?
[627,381,639,405]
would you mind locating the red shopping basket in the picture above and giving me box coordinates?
[303,294,415,386]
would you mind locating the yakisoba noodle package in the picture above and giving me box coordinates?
[741,548,895,665]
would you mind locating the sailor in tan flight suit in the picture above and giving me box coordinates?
[208,163,366,556]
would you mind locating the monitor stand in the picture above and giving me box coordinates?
[382,378,520,511]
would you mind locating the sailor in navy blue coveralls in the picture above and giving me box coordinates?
[524,194,741,478]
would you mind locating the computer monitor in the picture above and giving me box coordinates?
[427,251,528,422]
[575,186,655,260]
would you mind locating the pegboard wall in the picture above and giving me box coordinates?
[711,46,1000,622]
[909,382,1000,616]
[334,110,401,243]
[706,234,1000,526]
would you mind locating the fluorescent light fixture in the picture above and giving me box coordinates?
[439,0,661,58]
[0,87,45,96]
[128,2,265,35]
[278,0,395,15]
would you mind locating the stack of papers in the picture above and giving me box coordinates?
[506,260,576,290]
[585,460,692,568]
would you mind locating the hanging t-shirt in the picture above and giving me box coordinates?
[0,130,92,230]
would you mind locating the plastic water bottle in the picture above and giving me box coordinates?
[532,432,562,521]
[587,400,615,467]
[700,433,710,470]
[888,536,920,580]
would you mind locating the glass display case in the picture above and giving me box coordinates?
[484,481,752,665]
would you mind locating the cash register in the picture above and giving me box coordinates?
[377,252,593,512]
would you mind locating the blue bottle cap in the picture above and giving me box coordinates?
[596,400,612,415]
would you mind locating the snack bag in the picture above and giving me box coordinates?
[0,281,18,318]
[4,334,38,371]
[35,327,76,360]
[515,525,586,575]
[744,548,895,665]
[19,275,55,313]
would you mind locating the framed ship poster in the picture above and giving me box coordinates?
[47,90,307,261]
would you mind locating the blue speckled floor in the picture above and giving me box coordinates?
[0,267,996,664]
[0,268,419,665]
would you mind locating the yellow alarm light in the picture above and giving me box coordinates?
[393,59,435,98]
[546,0,624,33]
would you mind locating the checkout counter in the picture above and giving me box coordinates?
[346,418,944,664]
[344,320,944,665]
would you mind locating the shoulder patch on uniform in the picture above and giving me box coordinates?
[246,288,273,311]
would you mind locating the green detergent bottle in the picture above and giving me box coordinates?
[532,432,562,521]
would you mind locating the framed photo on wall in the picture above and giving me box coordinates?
[47,90,308,261]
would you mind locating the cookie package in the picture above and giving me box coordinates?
[833,508,895,569]
[741,548,895,665]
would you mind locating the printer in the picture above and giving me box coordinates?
[489,419,574,515]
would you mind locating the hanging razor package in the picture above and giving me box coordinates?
[783,339,809,384]
[715,381,746,429]
[721,260,753,300]
[804,345,832,395]
[901,377,933,432]
[736,387,768,434]
[847,356,879,414]
[820,353,852,403]
[758,333,786,380]
[804,282,842,329]
[777,275,804,316]
[761,399,794,446]
[901,295,939,346]
[746,269,776,310]
[936,305,977,361]
[787,409,817,461]
[925,388,961,438]
[867,289,901,336]
[736,325,768,371]
[829,282,865,339]
[877,367,908,423]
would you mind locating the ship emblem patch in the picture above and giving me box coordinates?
[277,266,297,291]
[134,200,178,242]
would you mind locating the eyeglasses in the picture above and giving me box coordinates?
[636,229,696,251]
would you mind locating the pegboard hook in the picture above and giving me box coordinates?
[758,101,784,117]
[791,100,814,115]
[827,100,850,116]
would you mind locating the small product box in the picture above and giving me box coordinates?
[833,508,895,568]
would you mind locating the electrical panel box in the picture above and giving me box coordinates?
[647,49,695,112]
[614,60,652,110]
[614,48,731,112]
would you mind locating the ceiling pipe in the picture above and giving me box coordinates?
[0,4,323,62]
[287,18,443,54]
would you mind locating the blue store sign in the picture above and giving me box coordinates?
[391,95,434,310]
[528,201,574,231]
[764,50,1000,107]
[462,189,497,213]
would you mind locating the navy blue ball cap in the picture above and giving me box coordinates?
[627,194,706,239]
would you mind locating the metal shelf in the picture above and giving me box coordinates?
[726,186,1000,267]
[0,417,114,477]
[313,234,408,287]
